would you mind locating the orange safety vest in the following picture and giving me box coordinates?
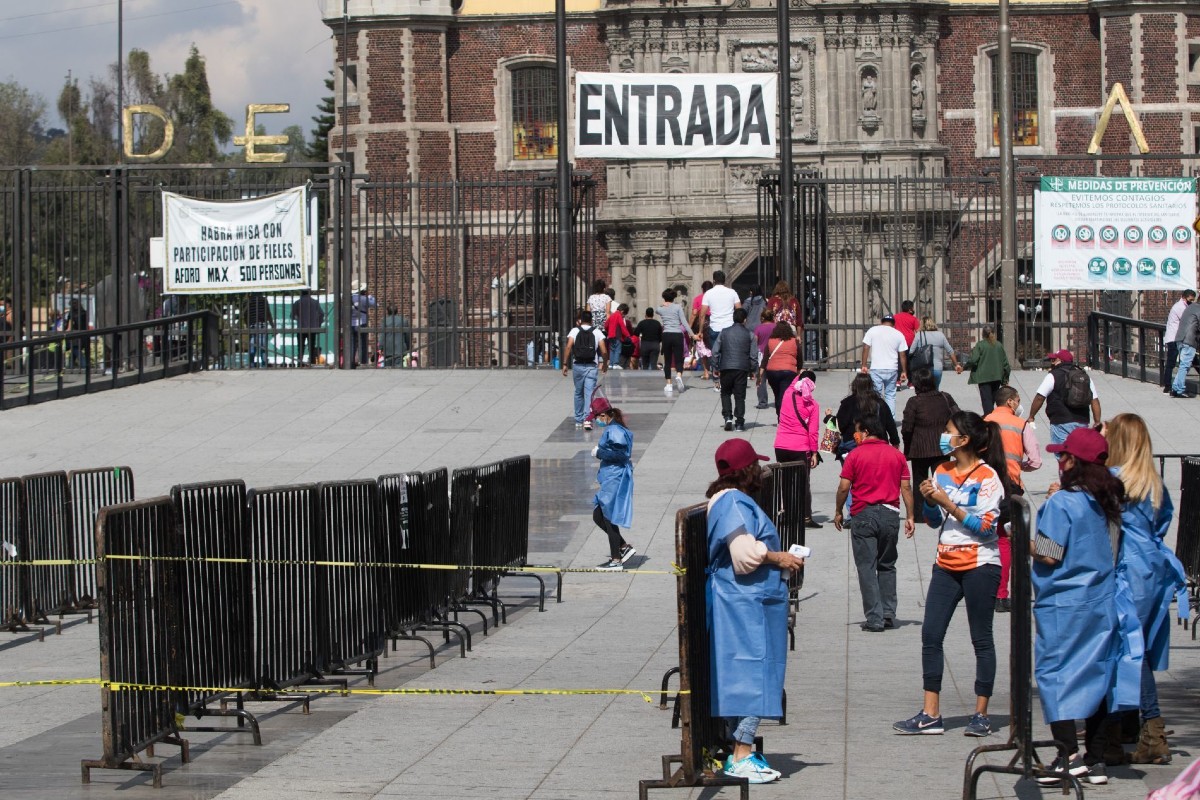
[985,407,1026,489]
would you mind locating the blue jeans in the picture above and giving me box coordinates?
[729,715,761,745]
[870,368,899,415]
[932,368,943,389]
[607,337,622,367]
[1049,421,1085,447]
[1141,661,1160,720]
[1173,343,1196,394]
[249,323,269,368]
[572,363,598,423]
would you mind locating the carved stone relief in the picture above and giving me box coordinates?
[728,38,818,144]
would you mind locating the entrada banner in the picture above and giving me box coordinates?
[574,72,778,160]
[1034,177,1198,291]
[162,186,314,294]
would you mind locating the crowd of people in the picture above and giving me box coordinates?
[565,273,1191,793]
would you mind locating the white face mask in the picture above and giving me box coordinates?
[1015,403,1026,418]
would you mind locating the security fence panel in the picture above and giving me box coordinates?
[0,477,25,631]
[68,467,135,608]
[756,461,809,598]
[82,497,188,789]
[21,471,76,620]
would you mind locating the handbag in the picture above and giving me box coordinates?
[909,331,934,371]
[818,416,842,454]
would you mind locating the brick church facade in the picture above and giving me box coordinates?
[321,0,1200,366]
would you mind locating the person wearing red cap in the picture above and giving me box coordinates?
[705,438,805,784]
[587,398,636,571]
[1027,350,1101,446]
[1032,427,1141,787]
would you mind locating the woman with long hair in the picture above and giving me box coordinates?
[1104,414,1187,765]
[657,288,691,394]
[1033,427,1139,787]
[766,280,800,328]
[585,279,609,330]
[690,280,715,379]
[894,411,1008,737]
[910,317,963,389]
[964,326,1010,414]
[587,398,636,571]
[752,308,776,409]
[774,370,822,528]
[835,372,899,453]
[705,439,804,784]
[901,366,960,488]
[759,321,802,416]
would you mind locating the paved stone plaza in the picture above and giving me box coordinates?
[1,366,1197,799]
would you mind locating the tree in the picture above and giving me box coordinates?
[307,73,335,162]
[163,45,232,163]
[0,80,47,165]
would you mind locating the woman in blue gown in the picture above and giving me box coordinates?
[704,439,805,785]
[1105,413,1187,764]
[1033,427,1141,787]
[588,398,636,571]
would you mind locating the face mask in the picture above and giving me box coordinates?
[1015,404,1026,418]
[939,433,958,456]
[597,419,608,427]
[853,431,866,445]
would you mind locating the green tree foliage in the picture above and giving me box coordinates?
[307,73,335,162]
[164,45,233,163]
[0,81,48,165]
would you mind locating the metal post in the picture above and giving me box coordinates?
[998,0,1019,364]
[340,0,354,369]
[555,0,573,352]
[777,0,795,290]
[116,0,123,164]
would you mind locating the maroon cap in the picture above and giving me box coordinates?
[715,439,769,476]
[584,397,613,421]
[1046,427,1107,463]
[1046,349,1074,363]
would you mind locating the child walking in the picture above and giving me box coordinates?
[588,397,637,570]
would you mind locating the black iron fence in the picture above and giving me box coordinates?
[1087,310,1166,385]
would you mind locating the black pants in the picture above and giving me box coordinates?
[639,341,661,371]
[1163,341,1178,389]
[353,329,370,367]
[719,369,749,423]
[775,448,813,522]
[298,332,321,366]
[593,505,628,561]
[661,332,685,378]
[922,563,1001,697]
[1050,703,1109,762]
[765,369,798,416]
[909,456,949,490]
[976,380,1003,415]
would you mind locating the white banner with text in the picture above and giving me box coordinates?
[162,186,313,294]
[574,72,778,160]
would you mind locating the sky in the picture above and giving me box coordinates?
[0,0,333,142]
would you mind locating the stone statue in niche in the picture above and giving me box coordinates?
[861,72,878,112]
[910,74,924,111]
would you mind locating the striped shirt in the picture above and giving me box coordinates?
[924,461,1004,571]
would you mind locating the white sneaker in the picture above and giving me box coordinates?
[664,384,673,394]
[674,375,685,392]
[724,755,780,784]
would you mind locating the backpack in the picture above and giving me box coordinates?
[573,326,597,364]
[1060,365,1093,409]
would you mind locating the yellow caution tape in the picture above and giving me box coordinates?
[1,556,685,576]
[0,678,687,704]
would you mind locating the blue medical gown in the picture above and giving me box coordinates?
[1032,489,1141,722]
[593,424,634,528]
[1113,470,1188,671]
[706,490,788,719]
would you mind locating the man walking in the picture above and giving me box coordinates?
[1170,296,1200,398]
[350,280,377,368]
[985,386,1041,612]
[711,308,758,432]
[291,289,325,367]
[562,308,608,431]
[834,414,916,631]
[700,270,741,387]
[861,314,909,414]
[1162,289,1195,393]
[1027,350,1101,445]
[893,300,921,347]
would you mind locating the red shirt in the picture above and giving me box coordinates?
[839,438,910,516]
[893,312,920,346]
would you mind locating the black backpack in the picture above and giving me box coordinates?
[573,326,597,364]
[1061,365,1093,409]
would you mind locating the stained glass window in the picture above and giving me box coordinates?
[991,51,1040,147]
[512,66,558,161]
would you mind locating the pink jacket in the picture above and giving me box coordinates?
[774,376,820,452]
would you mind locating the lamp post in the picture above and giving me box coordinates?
[998,0,1018,363]
[777,0,795,290]
[555,0,573,355]
[116,0,123,163]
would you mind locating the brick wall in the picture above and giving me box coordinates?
[368,29,407,124]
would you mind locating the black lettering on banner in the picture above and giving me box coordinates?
[715,85,741,146]
[578,84,603,146]
[655,85,683,146]
[684,85,713,146]
[240,266,256,282]
[631,85,654,145]
[741,85,770,146]
[207,267,223,283]
[264,222,282,238]
[604,84,630,146]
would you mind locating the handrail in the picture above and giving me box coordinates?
[1087,310,1165,385]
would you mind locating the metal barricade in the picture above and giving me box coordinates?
[170,481,261,743]
[1177,458,1200,635]
[0,477,28,633]
[641,503,748,800]
[963,495,1081,798]
[494,456,557,608]
[406,468,471,656]
[81,498,189,789]
[757,461,809,596]
[316,480,387,683]
[21,471,80,621]
[68,467,135,608]
[377,471,437,667]
[246,484,327,692]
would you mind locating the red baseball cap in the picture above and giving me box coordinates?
[715,439,769,476]
[1046,427,1108,463]
[584,397,613,421]
[1046,349,1074,363]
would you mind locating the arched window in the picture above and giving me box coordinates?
[989,50,1040,147]
[511,66,558,161]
